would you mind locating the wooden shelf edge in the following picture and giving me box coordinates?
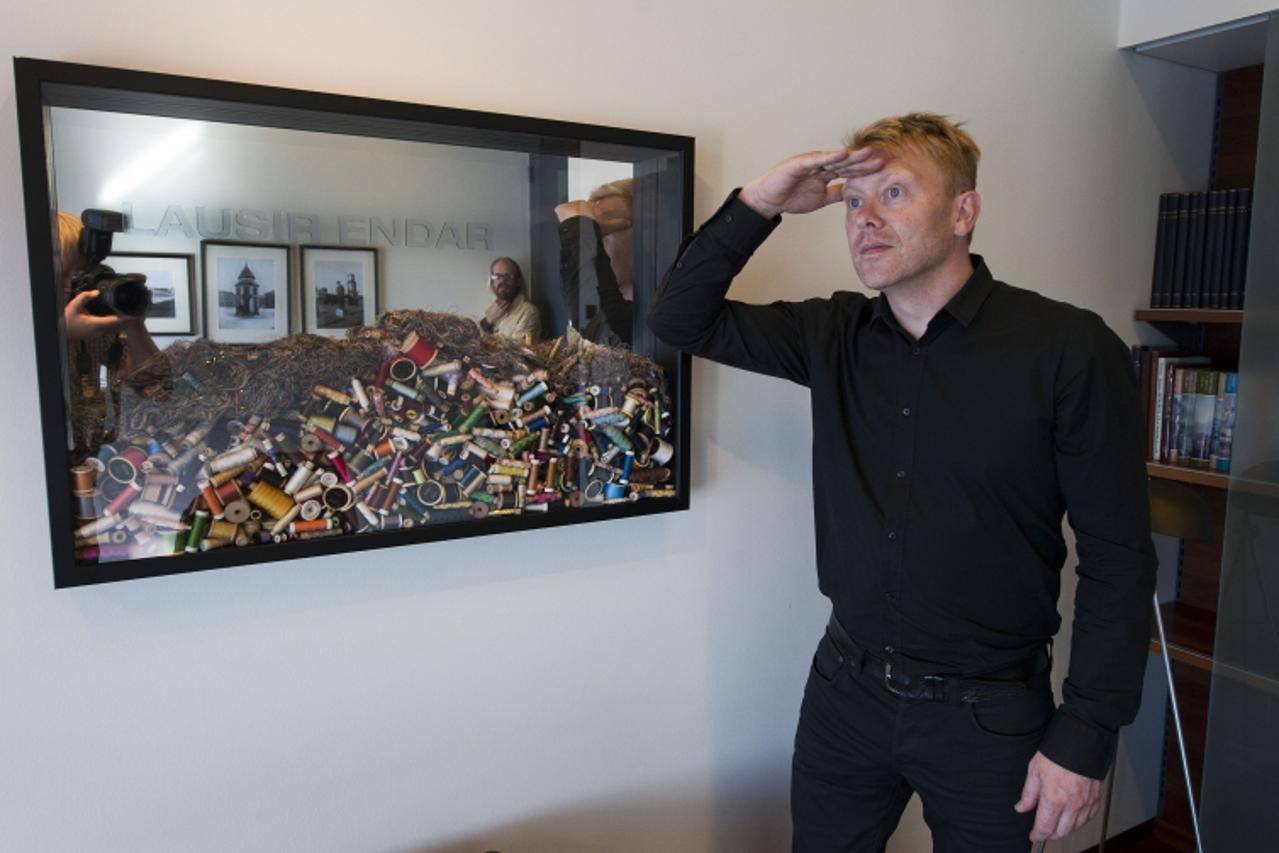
[1149,638,1215,671]
[1136,308,1244,324]
[1147,462,1229,488]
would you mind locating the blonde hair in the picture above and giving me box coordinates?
[588,178,633,206]
[847,113,980,198]
[57,210,85,282]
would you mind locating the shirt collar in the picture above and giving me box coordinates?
[868,254,996,330]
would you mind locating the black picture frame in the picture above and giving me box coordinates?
[15,57,694,588]
[299,245,378,336]
[102,251,198,336]
[201,240,293,344]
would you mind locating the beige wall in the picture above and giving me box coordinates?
[0,2,1216,851]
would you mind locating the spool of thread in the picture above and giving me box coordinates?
[299,500,323,521]
[290,518,335,535]
[207,520,238,540]
[107,447,148,483]
[399,331,439,368]
[215,479,243,507]
[199,482,225,517]
[72,492,98,521]
[294,483,324,503]
[210,462,253,488]
[333,423,359,446]
[103,481,143,516]
[128,502,185,527]
[322,485,355,512]
[650,439,675,466]
[604,482,627,500]
[247,481,293,519]
[76,513,121,539]
[299,433,325,454]
[283,460,314,495]
[313,384,352,406]
[185,510,210,553]
[351,377,370,411]
[312,428,344,453]
[223,500,252,524]
[269,503,302,536]
[77,543,134,562]
[71,464,97,492]
[417,480,447,507]
[208,445,258,474]
[388,357,418,382]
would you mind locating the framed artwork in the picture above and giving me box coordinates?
[201,240,291,344]
[300,245,378,336]
[17,57,692,587]
[103,252,198,336]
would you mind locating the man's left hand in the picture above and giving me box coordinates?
[1014,751,1103,842]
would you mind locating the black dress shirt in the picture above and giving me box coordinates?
[648,192,1157,779]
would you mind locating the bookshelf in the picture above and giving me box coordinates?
[1108,22,1273,853]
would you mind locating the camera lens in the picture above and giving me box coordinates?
[101,274,150,317]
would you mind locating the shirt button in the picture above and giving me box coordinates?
[887,531,897,540]
[912,347,921,356]
[884,645,895,655]
[895,470,907,479]
[883,592,894,601]
[901,407,911,417]
[675,261,683,269]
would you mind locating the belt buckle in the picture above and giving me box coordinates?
[884,663,943,700]
[883,662,909,697]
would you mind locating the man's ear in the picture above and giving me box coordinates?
[953,191,980,238]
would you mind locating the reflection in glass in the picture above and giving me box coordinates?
[28,68,689,579]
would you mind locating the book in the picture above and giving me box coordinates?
[1203,190,1225,309]
[1184,192,1207,309]
[1166,367,1192,466]
[1212,372,1239,473]
[1188,369,1220,468]
[1171,192,1192,308]
[1228,188,1252,309]
[1150,194,1172,308]
[1153,354,1210,462]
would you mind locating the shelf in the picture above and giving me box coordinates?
[1152,600,1216,660]
[1135,309,1243,324]
[1147,463,1229,488]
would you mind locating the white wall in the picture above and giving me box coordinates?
[0,2,1216,851]
[1118,0,1275,47]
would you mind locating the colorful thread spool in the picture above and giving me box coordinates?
[399,331,439,368]
[107,447,148,483]
[247,481,293,519]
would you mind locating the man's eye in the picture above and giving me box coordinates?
[847,198,861,209]
[887,186,902,199]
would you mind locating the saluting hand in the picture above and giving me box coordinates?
[739,147,883,219]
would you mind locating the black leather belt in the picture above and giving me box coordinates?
[826,613,1050,704]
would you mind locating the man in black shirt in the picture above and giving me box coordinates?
[647,114,1156,851]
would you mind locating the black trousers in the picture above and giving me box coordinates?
[791,632,1052,853]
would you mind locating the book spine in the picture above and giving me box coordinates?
[1214,372,1238,474]
[1172,193,1192,308]
[1221,188,1239,305]
[1189,369,1219,468]
[1175,367,1198,465]
[1185,192,1207,309]
[1230,188,1252,309]
[1151,194,1171,308]
[1209,371,1226,470]
[1204,190,1224,309]
[1153,358,1170,462]
[1166,367,1187,465]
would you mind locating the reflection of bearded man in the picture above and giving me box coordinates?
[479,256,541,342]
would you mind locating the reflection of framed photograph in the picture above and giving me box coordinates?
[103,252,197,336]
[201,240,291,344]
[300,245,378,337]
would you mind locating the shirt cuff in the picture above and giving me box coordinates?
[1037,706,1117,780]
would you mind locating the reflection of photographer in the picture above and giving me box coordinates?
[59,210,165,454]
[555,178,633,347]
